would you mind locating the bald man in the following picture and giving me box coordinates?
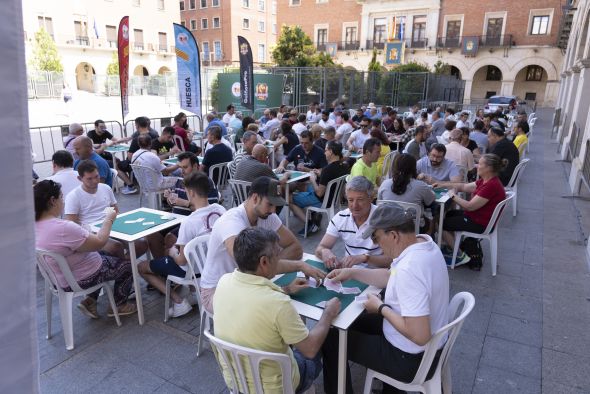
[235,144,290,186]
[73,136,113,187]
[63,123,84,159]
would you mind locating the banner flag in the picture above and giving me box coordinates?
[117,16,130,120]
[237,35,254,111]
[174,23,202,117]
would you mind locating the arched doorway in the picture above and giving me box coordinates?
[133,65,149,76]
[158,66,170,75]
[513,65,547,104]
[470,65,503,102]
[450,66,461,79]
[75,62,96,92]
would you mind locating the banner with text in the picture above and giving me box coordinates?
[117,16,129,120]
[238,36,254,110]
[174,23,202,117]
[217,73,284,116]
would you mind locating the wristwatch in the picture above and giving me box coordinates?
[378,303,392,316]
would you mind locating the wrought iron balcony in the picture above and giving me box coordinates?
[315,41,361,51]
[435,34,513,49]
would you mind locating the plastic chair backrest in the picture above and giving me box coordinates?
[183,234,210,282]
[376,200,422,234]
[518,142,528,158]
[506,158,530,188]
[204,330,295,394]
[482,191,514,234]
[35,249,84,292]
[455,164,468,182]
[341,130,353,147]
[382,150,399,179]
[408,292,475,385]
[322,175,347,210]
[528,113,536,123]
[209,162,231,190]
[229,179,252,206]
[173,135,186,151]
[130,163,162,192]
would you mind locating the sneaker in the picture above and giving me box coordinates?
[441,246,453,259]
[107,302,137,317]
[454,251,471,267]
[168,298,192,318]
[297,221,313,237]
[307,224,320,234]
[188,292,199,306]
[121,185,137,195]
[77,297,98,319]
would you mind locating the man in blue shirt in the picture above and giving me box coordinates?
[205,112,227,136]
[416,143,462,184]
[73,136,113,187]
[276,130,327,172]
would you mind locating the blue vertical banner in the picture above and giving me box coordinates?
[384,41,404,65]
[173,23,202,117]
[238,35,254,111]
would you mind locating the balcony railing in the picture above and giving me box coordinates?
[75,36,89,46]
[315,41,361,52]
[436,34,513,49]
[134,42,145,50]
[158,44,168,52]
[405,37,428,49]
[365,40,385,50]
[107,40,117,48]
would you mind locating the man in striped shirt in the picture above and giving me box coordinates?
[315,176,391,268]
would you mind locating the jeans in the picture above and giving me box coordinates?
[293,349,322,393]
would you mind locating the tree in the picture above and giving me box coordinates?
[271,25,334,67]
[368,49,384,72]
[29,28,63,72]
[433,60,451,75]
[106,52,119,75]
[391,61,430,73]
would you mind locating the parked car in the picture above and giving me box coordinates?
[484,95,526,114]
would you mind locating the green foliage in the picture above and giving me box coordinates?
[29,28,63,72]
[210,74,219,111]
[106,52,119,75]
[271,25,334,67]
[433,60,451,75]
[391,61,430,73]
[368,49,384,72]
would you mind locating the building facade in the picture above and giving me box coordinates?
[277,0,564,106]
[180,0,277,66]
[23,0,180,92]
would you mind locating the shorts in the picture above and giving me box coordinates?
[118,159,132,173]
[292,185,322,208]
[443,210,485,233]
[149,256,186,278]
[159,224,180,237]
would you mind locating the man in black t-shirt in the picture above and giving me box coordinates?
[87,119,132,165]
[151,126,180,160]
[200,126,233,181]
[277,130,328,172]
[488,127,519,186]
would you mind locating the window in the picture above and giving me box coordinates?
[189,0,196,9]
[524,92,537,101]
[201,18,208,29]
[132,0,140,5]
[133,29,144,50]
[344,26,357,48]
[243,0,249,7]
[526,65,544,81]
[212,0,220,6]
[290,0,300,5]
[486,17,503,45]
[258,20,265,32]
[74,21,89,45]
[373,18,386,47]
[258,0,265,10]
[394,16,405,40]
[181,20,186,27]
[412,15,427,46]
[203,42,210,60]
[179,0,185,10]
[190,19,197,30]
[212,17,220,28]
[316,0,327,3]
[446,20,461,38]
[258,43,266,62]
[485,91,497,99]
[158,32,167,51]
[158,0,165,9]
[486,66,502,81]
[37,16,54,39]
[106,25,117,47]
[243,18,250,29]
[214,41,222,61]
[200,0,207,8]
[317,28,327,44]
[272,23,277,34]
[531,15,550,35]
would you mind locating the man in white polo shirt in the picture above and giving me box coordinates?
[199,176,325,314]
[47,150,81,197]
[315,176,391,268]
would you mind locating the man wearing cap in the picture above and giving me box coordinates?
[315,176,391,269]
[445,129,475,173]
[321,202,449,394]
[488,127,519,185]
[199,176,325,314]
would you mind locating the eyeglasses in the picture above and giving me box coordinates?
[360,124,369,128]
[371,228,394,243]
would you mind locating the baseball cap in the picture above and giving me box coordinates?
[250,176,287,206]
[361,202,416,239]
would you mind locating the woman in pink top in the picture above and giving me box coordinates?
[34,180,137,318]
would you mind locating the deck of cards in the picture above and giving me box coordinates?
[323,278,361,295]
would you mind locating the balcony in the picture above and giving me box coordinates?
[134,42,145,50]
[75,36,89,46]
[315,41,361,52]
[365,40,385,50]
[405,37,428,49]
[435,34,513,49]
[557,3,576,49]
[158,44,168,52]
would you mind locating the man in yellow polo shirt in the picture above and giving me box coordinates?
[512,120,529,158]
[350,137,382,186]
[213,228,341,393]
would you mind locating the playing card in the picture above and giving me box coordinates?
[160,215,174,220]
[323,278,342,292]
[136,218,145,222]
[307,277,318,288]
[341,287,361,295]
[142,222,155,226]
[315,301,327,308]
[124,220,136,224]
[354,294,368,302]
[296,271,306,278]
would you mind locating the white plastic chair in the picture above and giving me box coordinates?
[173,134,186,151]
[177,234,212,356]
[229,179,252,207]
[518,141,528,159]
[527,112,536,123]
[450,191,515,276]
[303,175,348,238]
[204,329,297,394]
[209,161,231,193]
[363,292,475,394]
[377,200,422,235]
[36,249,121,350]
[110,168,119,193]
[130,163,170,209]
[526,118,537,153]
[382,150,399,180]
[505,158,530,217]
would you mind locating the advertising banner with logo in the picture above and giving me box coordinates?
[237,36,254,110]
[217,73,284,115]
[173,23,202,117]
[117,16,129,120]
[384,41,404,65]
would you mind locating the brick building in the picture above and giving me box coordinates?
[180,0,277,66]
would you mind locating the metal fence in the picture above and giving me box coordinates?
[28,71,64,99]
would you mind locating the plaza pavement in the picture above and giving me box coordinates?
[37,108,590,393]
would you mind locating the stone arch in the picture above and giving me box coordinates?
[133,65,149,76]
[442,58,469,81]
[75,62,96,92]
[158,66,170,74]
[465,57,510,81]
[507,57,559,81]
[513,64,548,104]
[470,64,503,102]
